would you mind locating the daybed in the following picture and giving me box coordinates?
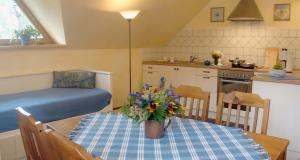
[0,70,113,160]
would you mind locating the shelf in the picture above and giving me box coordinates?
[0,44,67,50]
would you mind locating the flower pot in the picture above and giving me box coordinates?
[20,35,31,45]
[269,69,286,78]
[144,120,171,139]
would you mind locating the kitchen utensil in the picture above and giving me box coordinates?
[204,60,211,66]
[229,57,245,68]
[264,48,279,69]
[269,69,286,78]
[240,62,256,69]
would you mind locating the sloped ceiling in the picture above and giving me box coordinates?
[26,0,209,49]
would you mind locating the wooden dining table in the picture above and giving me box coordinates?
[247,132,289,160]
[50,112,290,160]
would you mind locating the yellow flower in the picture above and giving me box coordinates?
[172,106,178,109]
[148,107,154,113]
[180,106,186,111]
[168,109,176,115]
[170,102,176,106]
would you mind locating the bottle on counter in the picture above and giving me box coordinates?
[279,48,293,73]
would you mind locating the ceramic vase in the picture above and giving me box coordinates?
[144,120,171,139]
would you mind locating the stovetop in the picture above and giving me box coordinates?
[218,69,254,80]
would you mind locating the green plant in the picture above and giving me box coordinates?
[273,64,284,70]
[11,25,41,43]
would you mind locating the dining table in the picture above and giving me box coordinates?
[68,112,289,160]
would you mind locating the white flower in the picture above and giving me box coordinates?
[212,50,223,58]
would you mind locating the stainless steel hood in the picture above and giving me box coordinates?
[228,0,264,21]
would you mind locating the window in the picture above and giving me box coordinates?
[0,0,52,46]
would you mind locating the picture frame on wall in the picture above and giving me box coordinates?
[211,7,224,22]
[274,3,291,21]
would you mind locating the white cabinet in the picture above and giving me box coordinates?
[158,66,178,87]
[252,81,300,160]
[143,64,218,112]
[143,65,160,87]
[176,67,198,87]
[194,69,218,112]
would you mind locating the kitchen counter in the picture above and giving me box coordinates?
[143,60,269,73]
[252,76,300,159]
[252,71,300,85]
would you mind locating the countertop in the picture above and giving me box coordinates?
[143,60,269,72]
[143,60,300,85]
[252,71,300,85]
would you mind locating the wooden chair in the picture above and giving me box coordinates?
[216,92,270,134]
[174,85,210,122]
[16,107,100,160]
[45,129,101,160]
[16,107,53,160]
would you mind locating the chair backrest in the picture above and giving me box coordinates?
[45,129,101,160]
[16,107,100,160]
[174,85,210,121]
[216,92,270,134]
[16,107,52,160]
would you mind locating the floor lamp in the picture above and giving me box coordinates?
[120,10,140,93]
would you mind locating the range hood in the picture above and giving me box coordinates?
[228,0,263,21]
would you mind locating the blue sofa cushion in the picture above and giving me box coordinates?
[53,71,96,89]
[0,88,111,132]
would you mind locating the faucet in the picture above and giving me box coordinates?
[190,55,198,63]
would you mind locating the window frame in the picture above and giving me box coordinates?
[0,0,54,46]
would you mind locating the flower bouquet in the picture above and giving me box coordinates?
[120,77,185,139]
[211,50,223,65]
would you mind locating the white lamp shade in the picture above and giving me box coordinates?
[120,10,140,20]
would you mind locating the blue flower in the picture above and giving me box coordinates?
[166,89,174,96]
[144,84,150,90]
[159,77,166,89]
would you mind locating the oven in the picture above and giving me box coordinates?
[218,70,254,94]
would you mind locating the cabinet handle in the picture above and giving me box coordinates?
[203,76,210,79]
[203,71,210,73]
[148,67,153,69]
[147,72,153,74]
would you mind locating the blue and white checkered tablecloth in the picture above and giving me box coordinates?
[69,112,270,160]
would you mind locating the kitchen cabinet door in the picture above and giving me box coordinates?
[143,70,160,87]
[195,75,218,112]
[176,67,198,87]
[195,75,218,93]
[157,66,177,88]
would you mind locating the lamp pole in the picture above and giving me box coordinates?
[119,10,140,94]
[128,19,132,93]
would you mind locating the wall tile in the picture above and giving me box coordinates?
[143,22,300,69]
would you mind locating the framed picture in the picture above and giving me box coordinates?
[274,3,291,21]
[211,7,224,22]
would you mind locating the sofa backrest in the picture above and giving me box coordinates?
[0,70,113,96]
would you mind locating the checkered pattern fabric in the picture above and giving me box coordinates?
[69,112,270,160]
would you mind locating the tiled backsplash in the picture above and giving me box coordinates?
[143,22,300,69]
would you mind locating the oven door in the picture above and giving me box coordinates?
[219,78,252,93]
